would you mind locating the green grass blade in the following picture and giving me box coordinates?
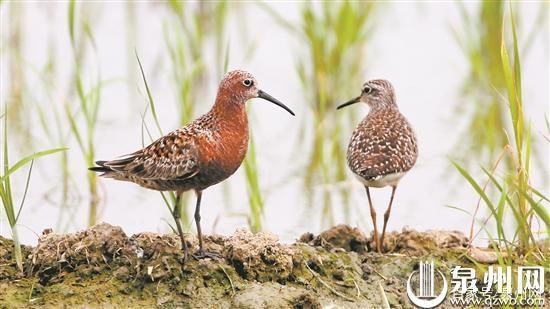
[64,104,86,155]
[15,159,34,222]
[451,160,499,218]
[68,0,76,47]
[243,134,264,233]
[495,181,508,240]
[2,110,14,220]
[513,183,550,228]
[135,51,163,135]
[3,148,67,181]
[530,186,550,203]
[509,5,522,101]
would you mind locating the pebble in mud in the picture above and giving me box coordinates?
[292,292,321,309]
[113,266,130,281]
[332,269,345,281]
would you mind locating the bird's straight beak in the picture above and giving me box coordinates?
[257,89,295,116]
[336,96,361,110]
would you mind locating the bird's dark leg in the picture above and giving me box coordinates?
[365,186,381,253]
[194,190,204,253]
[380,186,397,253]
[172,191,189,262]
[192,190,219,259]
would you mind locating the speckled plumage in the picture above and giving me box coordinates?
[90,70,294,260]
[93,71,253,192]
[94,104,249,192]
[339,79,418,253]
[347,102,417,187]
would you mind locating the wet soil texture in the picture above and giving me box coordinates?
[0,223,547,308]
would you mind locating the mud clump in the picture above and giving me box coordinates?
[292,293,321,309]
[0,236,32,280]
[299,224,368,254]
[0,223,506,308]
[29,223,135,284]
[225,229,294,282]
[376,228,468,255]
[298,225,467,256]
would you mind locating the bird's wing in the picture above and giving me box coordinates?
[102,130,199,180]
[356,153,402,180]
[353,111,418,180]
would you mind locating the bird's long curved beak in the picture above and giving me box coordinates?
[258,89,295,116]
[337,96,361,110]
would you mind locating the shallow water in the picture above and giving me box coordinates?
[0,2,548,246]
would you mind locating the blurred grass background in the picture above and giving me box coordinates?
[264,1,376,228]
[448,2,548,263]
[0,1,548,261]
[452,0,547,172]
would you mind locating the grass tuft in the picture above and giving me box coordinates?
[0,108,66,271]
[65,0,105,226]
[452,6,549,262]
[265,1,376,227]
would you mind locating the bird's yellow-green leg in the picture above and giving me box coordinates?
[365,186,381,253]
[380,186,397,253]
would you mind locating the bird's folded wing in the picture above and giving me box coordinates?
[357,154,401,180]
[104,132,199,180]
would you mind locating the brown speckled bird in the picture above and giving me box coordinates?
[90,70,294,260]
[337,79,418,253]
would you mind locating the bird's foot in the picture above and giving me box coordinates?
[177,242,190,264]
[181,251,189,264]
[192,250,221,260]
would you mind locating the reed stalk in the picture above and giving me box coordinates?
[452,1,545,170]
[65,0,103,226]
[164,1,269,232]
[32,43,77,231]
[451,7,549,262]
[0,112,65,272]
[5,2,31,145]
[265,1,376,226]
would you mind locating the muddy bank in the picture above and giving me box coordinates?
[0,223,546,308]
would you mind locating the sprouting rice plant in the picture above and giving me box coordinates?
[451,1,546,170]
[65,0,104,226]
[451,7,549,263]
[163,2,264,232]
[0,111,65,272]
[264,1,376,227]
[134,52,183,231]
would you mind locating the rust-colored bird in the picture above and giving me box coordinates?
[338,79,418,253]
[90,70,294,260]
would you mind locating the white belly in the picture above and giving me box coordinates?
[354,172,406,188]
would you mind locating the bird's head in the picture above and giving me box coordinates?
[337,79,396,110]
[217,70,294,116]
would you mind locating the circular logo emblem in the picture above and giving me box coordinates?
[407,261,448,308]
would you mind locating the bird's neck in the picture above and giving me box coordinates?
[369,102,399,113]
[210,91,249,131]
[201,91,249,171]
[368,92,398,112]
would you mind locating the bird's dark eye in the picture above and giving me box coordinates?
[362,86,372,94]
[243,79,253,87]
